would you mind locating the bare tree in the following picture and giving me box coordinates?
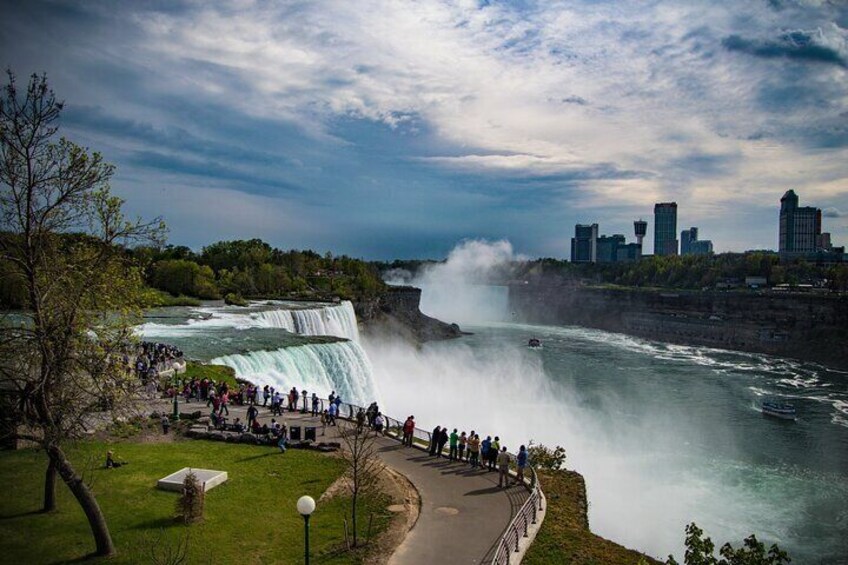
[337,420,382,547]
[0,71,164,556]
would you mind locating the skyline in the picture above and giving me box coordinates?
[2,0,847,259]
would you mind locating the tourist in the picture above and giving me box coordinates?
[232,417,245,433]
[320,409,328,435]
[271,392,283,416]
[374,412,384,436]
[251,419,262,434]
[489,436,501,471]
[437,426,449,458]
[356,407,366,431]
[468,434,480,467]
[329,391,336,405]
[497,447,511,487]
[301,389,308,412]
[278,435,287,453]
[458,431,467,462]
[481,436,492,469]
[402,416,415,447]
[161,415,170,435]
[429,426,441,455]
[327,402,338,426]
[105,450,127,469]
[219,390,230,416]
[311,393,320,417]
[516,445,528,484]
[247,404,259,429]
[449,428,459,461]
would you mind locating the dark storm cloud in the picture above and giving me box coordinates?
[722,31,847,68]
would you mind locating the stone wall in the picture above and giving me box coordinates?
[509,284,848,369]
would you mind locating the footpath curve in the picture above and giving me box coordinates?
[172,397,536,564]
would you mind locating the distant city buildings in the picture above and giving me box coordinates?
[654,203,678,256]
[681,227,713,256]
[570,225,641,263]
[634,220,647,247]
[571,223,598,263]
[778,189,844,262]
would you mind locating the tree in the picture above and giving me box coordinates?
[0,71,164,556]
[666,523,791,565]
[338,420,382,547]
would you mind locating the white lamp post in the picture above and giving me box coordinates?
[297,495,316,564]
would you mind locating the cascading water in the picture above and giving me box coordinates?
[211,340,377,406]
[142,300,360,341]
[250,300,360,341]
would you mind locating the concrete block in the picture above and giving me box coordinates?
[157,468,228,492]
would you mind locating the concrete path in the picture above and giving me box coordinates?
[165,399,528,564]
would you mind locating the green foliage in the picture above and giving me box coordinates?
[182,362,239,388]
[223,292,248,306]
[666,523,791,565]
[527,442,567,471]
[176,471,204,525]
[140,239,386,302]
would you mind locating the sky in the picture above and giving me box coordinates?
[1,0,847,259]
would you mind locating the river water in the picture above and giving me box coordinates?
[141,299,848,563]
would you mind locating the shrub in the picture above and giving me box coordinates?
[527,441,567,471]
[176,471,205,524]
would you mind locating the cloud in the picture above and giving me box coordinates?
[823,207,843,218]
[722,30,847,68]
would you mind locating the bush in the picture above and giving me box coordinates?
[224,293,248,306]
[527,441,567,471]
[666,523,791,565]
[176,471,205,524]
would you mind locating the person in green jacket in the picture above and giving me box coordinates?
[449,428,459,461]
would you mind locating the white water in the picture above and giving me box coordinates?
[142,300,360,341]
[211,340,377,406]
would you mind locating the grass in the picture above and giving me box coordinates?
[523,470,662,565]
[183,361,240,388]
[0,439,392,564]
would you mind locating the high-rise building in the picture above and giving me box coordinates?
[779,190,821,257]
[680,227,713,256]
[616,243,642,262]
[634,220,647,247]
[597,234,626,263]
[571,223,598,263]
[654,203,678,256]
[680,227,698,255]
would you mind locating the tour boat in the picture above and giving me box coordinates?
[761,401,796,420]
[528,338,542,348]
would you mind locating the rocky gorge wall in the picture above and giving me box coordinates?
[354,286,462,342]
[509,284,848,370]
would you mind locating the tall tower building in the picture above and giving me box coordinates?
[634,220,647,247]
[654,202,678,256]
[680,227,698,255]
[779,190,821,256]
[571,223,598,263]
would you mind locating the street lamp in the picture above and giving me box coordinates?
[297,495,316,565]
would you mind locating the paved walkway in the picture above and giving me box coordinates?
[165,399,528,564]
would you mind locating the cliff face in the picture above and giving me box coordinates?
[510,284,848,369]
[355,286,462,343]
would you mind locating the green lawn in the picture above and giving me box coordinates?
[0,440,390,564]
[523,470,661,565]
[182,361,240,388]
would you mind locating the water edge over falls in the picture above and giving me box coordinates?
[142,300,360,342]
[211,340,378,407]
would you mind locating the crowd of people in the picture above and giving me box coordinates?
[135,341,183,382]
[399,420,528,488]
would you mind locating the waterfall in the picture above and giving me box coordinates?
[251,301,360,341]
[142,300,360,341]
[211,340,377,406]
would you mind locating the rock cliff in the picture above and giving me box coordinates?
[510,283,848,369]
[355,286,462,343]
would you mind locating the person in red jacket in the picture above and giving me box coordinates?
[402,415,415,447]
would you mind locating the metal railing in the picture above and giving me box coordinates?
[490,465,544,564]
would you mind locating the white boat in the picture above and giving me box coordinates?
[762,401,796,420]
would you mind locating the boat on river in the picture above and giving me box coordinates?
[528,338,542,348]
[762,400,796,420]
